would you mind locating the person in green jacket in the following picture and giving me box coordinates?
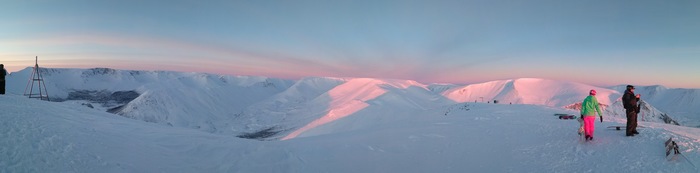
[581,89,603,141]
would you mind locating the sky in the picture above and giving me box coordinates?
[1,0,700,88]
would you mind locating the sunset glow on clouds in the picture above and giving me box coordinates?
[2,0,700,88]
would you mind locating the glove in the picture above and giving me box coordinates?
[600,116,603,122]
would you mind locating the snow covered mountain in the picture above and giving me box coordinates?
[6,68,456,139]
[438,78,694,126]
[439,78,619,107]
[3,93,700,172]
[5,68,699,140]
[6,67,296,135]
[3,67,700,172]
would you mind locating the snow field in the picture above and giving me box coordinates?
[3,67,700,172]
[2,94,699,172]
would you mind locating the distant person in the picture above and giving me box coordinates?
[622,85,641,136]
[580,89,603,141]
[1,64,6,95]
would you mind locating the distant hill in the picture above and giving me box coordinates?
[5,68,699,140]
[438,78,695,126]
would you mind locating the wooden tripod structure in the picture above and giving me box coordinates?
[24,56,50,101]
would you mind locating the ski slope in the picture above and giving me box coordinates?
[2,94,699,172]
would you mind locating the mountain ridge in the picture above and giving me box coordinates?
[6,67,700,139]
[4,93,700,172]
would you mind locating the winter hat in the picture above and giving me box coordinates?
[626,85,635,89]
[589,89,597,95]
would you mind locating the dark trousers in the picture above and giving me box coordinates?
[0,80,5,94]
[626,109,638,135]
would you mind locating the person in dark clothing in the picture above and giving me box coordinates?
[0,64,6,95]
[622,85,641,136]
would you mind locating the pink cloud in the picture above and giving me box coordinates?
[1,33,348,77]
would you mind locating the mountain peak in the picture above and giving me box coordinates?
[442,78,619,106]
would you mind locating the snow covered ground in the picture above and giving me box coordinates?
[2,68,700,172]
[2,94,700,172]
[6,68,700,137]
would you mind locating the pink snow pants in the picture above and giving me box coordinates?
[584,116,596,137]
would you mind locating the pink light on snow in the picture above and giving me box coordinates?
[442,78,619,107]
[281,78,422,140]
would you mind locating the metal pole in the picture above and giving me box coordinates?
[35,56,49,101]
[28,64,36,98]
[24,65,35,95]
[25,56,49,100]
[37,63,42,99]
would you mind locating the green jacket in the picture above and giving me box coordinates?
[581,95,603,117]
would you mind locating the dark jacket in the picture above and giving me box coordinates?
[622,89,639,111]
[0,68,6,81]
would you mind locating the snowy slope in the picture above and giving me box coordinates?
[2,94,700,172]
[0,94,260,172]
[441,78,696,127]
[5,68,698,139]
[278,78,455,140]
[6,68,296,134]
[441,78,619,107]
[8,68,177,98]
[8,68,459,139]
[114,74,292,133]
